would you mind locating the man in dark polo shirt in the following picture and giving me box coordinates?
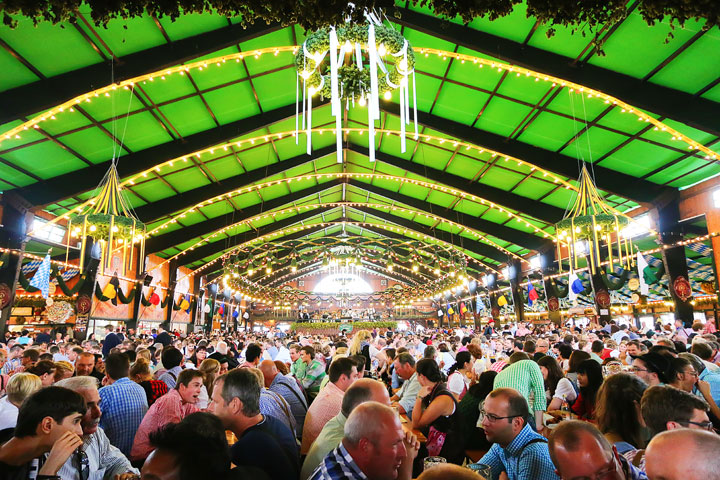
[210,369,299,479]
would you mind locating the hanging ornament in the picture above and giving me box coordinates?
[295,14,418,164]
[555,165,634,275]
[69,164,146,276]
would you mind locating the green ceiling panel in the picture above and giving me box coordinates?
[646,156,711,186]
[650,31,720,94]
[466,3,536,43]
[473,96,533,137]
[236,143,278,171]
[158,12,228,42]
[0,165,35,188]
[59,128,127,164]
[77,89,147,123]
[559,126,627,162]
[202,81,261,124]
[542,187,577,210]
[511,176,557,201]
[528,24,593,59]
[2,141,87,179]
[198,199,234,219]
[158,96,216,137]
[477,164,526,190]
[253,69,298,111]
[37,111,94,137]
[444,153,484,179]
[0,47,37,90]
[517,111,579,152]
[90,15,167,57]
[137,72,197,104]
[117,110,174,151]
[497,74,554,106]
[599,141,680,177]
[0,18,101,77]
[425,189,456,208]
[669,164,720,189]
[701,83,720,103]
[589,13,699,80]
[412,74,444,113]
[165,167,213,193]
[432,82,490,125]
[127,178,176,204]
[445,50,504,91]
[546,88,614,122]
[189,50,250,91]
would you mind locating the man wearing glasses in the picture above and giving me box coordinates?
[641,385,715,437]
[549,420,647,480]
[667,356,720,421]
[629,352,669,387]
[473,388,557,480]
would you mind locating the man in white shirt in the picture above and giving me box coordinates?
[55,376,138,480]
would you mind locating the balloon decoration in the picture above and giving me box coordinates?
[149,292,160,305]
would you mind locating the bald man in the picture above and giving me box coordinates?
[417,463,483,480]
[549,420,642,480]
[259,359,308,438]
[309,401,419,480]
[301,379,390,480]
[645,429,720,480]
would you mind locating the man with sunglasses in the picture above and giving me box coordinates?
[549,420,647,480]
[473,388,557,480]
[55,376,138,480]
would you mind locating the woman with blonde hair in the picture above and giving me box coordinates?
[130,357,168,406]
[349,329,372,371]
[53,360,74,383]
[0,373,42,430]
[197,358,220,409]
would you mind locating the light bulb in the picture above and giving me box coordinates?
[112,226,119,233]
[358,96,367,107]
[89,225,97,232]
[378,44,387,56]
[384,91,392,100]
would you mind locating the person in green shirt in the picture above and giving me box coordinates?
[290,343,307,379]
[297,346,326,398]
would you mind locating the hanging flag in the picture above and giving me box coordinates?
[447,302,454,315]
[179,295,190,311]
[460,302,467,314]
[527,282,539,306]
[29,254,51,299]
[568,271,582,302]
[497,295,507,307]
[102,275,121,305]
[476,293,483,314]
[637,252,653,295]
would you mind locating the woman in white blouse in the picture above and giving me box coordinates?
[446,351,473,400]
[537,355,577,411]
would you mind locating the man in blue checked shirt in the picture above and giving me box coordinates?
[475,388,558,480]
[98,353,148,457]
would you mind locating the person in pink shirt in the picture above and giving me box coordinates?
[300,357,358,455]
[131,368,203,462]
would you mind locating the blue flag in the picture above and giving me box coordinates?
[29,254,51,299]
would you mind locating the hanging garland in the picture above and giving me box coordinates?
[2,1,717,47]
[600,267,630,291]
[17,267,84,296]
[94,282,136,304]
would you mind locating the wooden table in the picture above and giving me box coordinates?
[400,413,427,443]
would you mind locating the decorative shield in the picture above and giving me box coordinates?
[628,278,640,291]
[596,290,611,308]
[491,307,500,318]
[548,296,560,312]
[0,283,11,309]
[76,294,92,314]
[673,276,693,302]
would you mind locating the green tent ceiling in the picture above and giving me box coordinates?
[1,4,719,287]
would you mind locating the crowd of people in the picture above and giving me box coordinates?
[0,316,719,479]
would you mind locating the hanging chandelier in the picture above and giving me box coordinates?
[68,164,145,276]
[555,165,633,274]
[295,11,418,164]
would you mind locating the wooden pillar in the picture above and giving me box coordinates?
[657,200,694,327]
[162,259,177,331]
[0,195,31,338]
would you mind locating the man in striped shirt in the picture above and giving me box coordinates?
[493,355,547,431]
